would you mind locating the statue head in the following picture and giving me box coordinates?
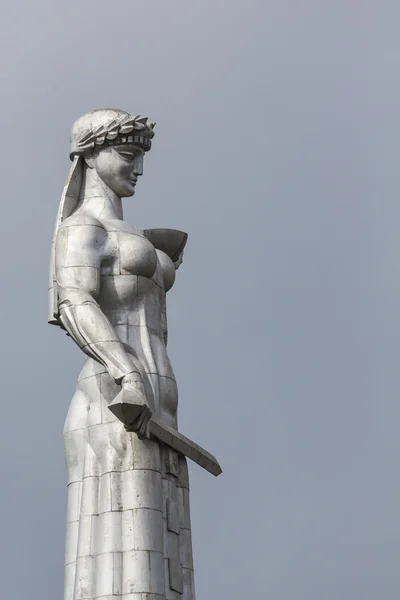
[70,108,155,197]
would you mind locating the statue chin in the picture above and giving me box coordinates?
[121,188,136,198]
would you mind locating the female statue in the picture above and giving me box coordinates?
[48,109,201,600]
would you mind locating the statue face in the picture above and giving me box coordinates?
[89,145,144,197]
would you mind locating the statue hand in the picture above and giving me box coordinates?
[174,251,184,270]
[108,374,152,438]
[125,403,152,438]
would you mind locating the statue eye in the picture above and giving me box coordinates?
[118,150,135,161]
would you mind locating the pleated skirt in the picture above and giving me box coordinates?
[63,370,196,600]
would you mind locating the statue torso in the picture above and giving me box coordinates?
[96,217,176,336]
[73,213,179,424]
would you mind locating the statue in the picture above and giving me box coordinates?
[48,109,221,600]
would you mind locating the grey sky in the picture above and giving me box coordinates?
[0,0,399,598]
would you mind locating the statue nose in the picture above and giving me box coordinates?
[133,153,144,176]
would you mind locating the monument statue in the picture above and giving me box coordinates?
[48,109,221,600]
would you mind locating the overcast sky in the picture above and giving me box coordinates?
[1,1,400,598]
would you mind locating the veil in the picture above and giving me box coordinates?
[48,156,83,325]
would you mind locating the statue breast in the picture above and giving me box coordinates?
[102,228,158,278]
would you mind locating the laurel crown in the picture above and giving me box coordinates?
[76,114,155,152]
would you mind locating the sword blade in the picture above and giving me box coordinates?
[148,417,222,477]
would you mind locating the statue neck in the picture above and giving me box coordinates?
[78,166,123,220]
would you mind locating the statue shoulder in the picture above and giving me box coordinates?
[59,212,106,233]
[143,228,187,261]
[56,213,107,257]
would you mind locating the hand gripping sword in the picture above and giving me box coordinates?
[108,391,222,477]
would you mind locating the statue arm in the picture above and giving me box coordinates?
[55,220,145,392]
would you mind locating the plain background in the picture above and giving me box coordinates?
[1,1,400,598]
